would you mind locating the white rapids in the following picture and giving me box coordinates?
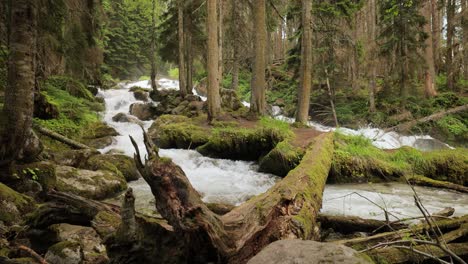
[98,79,466,221]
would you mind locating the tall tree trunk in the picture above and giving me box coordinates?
[250,0,267,116]
[150,0,158,94]
[431,0,441,73]
[462,0,468,80]
[296,0,312,124]
[177,0,187,97]
[423,0,437,97]
[368,0,377,113]
[184,11,193,95]
[230,0,239,91]
[446,0,455,90]
[218,0,223,87]
[207,0,221,121]
[0,0,37,165]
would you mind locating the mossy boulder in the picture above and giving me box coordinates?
[112,112,144,126]
[81,123,118,149]
[148,115,210,149]
[129,102,157,121]
[85,154,141,182]
[133,90,149,102]
[45,241,83,264]
[197,127,284,161]
[52,149,100,168]
[48,224,109,264]
[259,140,304,177]
[55,166,127,200]
[220,88,243,111]
[0,183,36,225]
[14,161,57,191]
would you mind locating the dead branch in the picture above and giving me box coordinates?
[386,104,468,133]
[34,123,91,150]
[17,245,48,264]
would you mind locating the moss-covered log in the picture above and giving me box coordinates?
[408,175,468,193]
[132,131,335,263]
[318,214,407,235]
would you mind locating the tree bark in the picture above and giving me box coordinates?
[184,11,193,95]
[132,131,335,263]
[0,0,37,165]
[150,0,158,94]
[250,0,267,116]
[431,0,441,73]
[207,0,221,121]
[423,0,437,98]
[178,0,187,97]
[462,0,468,80]
[230,0,239,91]
[218,0,224,86]
[296,0,312,123]
[446,0,455,90]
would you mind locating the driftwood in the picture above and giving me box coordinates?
[33,124,91,150]
[386,104,468,133]
[318,214,407,234]
[130,131,335,263]
[17,245,49,264]
[408,176,468,194]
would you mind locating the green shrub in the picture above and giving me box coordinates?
[168,67,179,79]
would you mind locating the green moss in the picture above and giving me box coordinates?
[86,154,140,181]
[48,241,81,258]
[0,183,35,224]
[149,115,210,149]
[259,140,304,177]
[35,77,103,139]
[412,149,467,185]
[93,211,121,237]
[329,133,405,183]
[15,162,57,191]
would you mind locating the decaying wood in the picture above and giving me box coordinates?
[318,214,407,234]
[28,190,119,228]
[17,245,49,264]
[408,176,468,194]
[386,104,468,132]
[33,124,91,150]
[338,214,468,247]
[131,131,335,263]
[116,188,137,242]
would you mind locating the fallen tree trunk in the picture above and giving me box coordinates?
[318,214,407,235]
[385,104,468,133]
[131,131,335,263]
[408,176,468,194]
[33,124,91,150]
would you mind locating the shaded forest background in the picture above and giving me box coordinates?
[0,0,467,146]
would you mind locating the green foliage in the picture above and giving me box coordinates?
[436,116,468,138]
[168,67,179,79]
[35,76,101,139]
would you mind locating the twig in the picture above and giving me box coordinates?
[17,245,48,264]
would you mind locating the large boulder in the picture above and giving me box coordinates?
[133,90,149,102]
[45,241,83,264]
[18,130,43,162]
[148,115,210,149]
[85,154,141,182]
[0,183,36,225]
[129,103,156,121]
[248,240,372,264]
[82,123,118,149]
[112,112,144,126]
[14,161,57,191]
[55,166,127,200]
[46,224,109,264]
[52,149,100,168]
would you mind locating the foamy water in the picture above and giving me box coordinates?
[99,79,466,220]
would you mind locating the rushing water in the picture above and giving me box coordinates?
[99,79,467,221]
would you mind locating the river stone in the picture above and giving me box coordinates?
[48,224,109,264]
[45,241,83,264]
[129,102,156,121]
[220,88,242,111]
[133,90,149,101]
[112,112,144,126]
[247,240,372,264]
[85,154,141,182]
[52,149,100,168]
[55,166,127,200]
[0,183,35,225]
